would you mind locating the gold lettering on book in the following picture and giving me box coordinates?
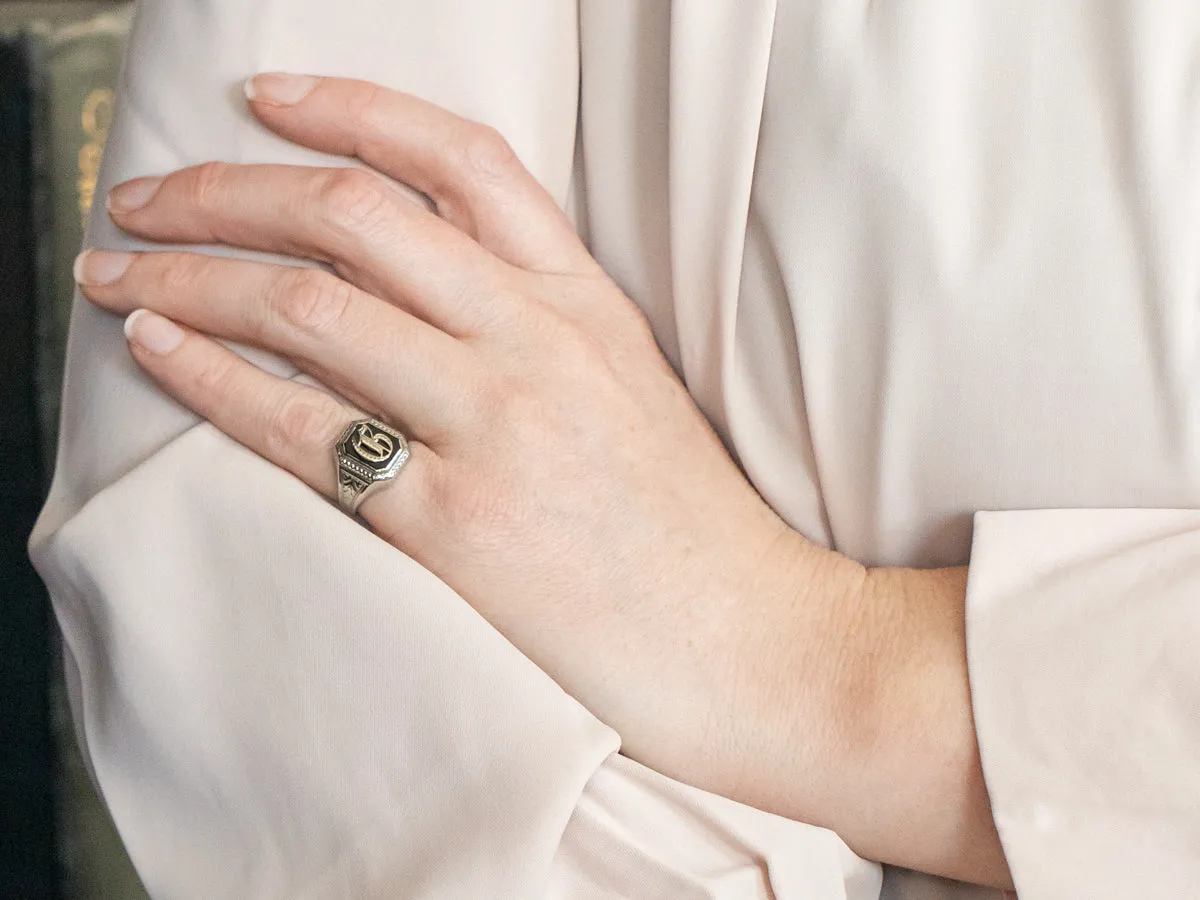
[78,88,116,224]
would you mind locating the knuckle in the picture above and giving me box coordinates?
[458,124,520,184]
[541,308,608,370]
[273,268,354,336]
[346,81,389,138]
[614,297,656,344]
[193,350,240,398]
[607,300,660,360]
[539,286,660,376]
[318,167,395,235]
[153,253,208,299]
[188,161,232,209]
[265,393,345,456]
[456,278,521,335]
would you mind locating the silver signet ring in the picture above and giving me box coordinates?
[333,418,412,515]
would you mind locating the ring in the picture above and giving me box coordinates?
[334,418,412,515]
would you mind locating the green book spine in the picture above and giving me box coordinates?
[27,6,132,473]
[8,6,146,899]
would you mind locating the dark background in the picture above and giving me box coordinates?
[1,27,58,897]
[3,2,132,897]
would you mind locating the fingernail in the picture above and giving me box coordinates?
[107,176,163,214]
[74,249,134,285]
[245,73,318,107]
[124,309,184,355]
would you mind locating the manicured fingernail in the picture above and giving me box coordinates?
[107,176,163,214]
[245,73,318,107]
[74,249,134,286]
[124,309,184,355]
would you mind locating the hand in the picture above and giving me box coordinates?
[76,72,825,773]
[79,73,1011,888]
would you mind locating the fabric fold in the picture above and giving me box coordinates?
[666,0,778,448]
[35,424,620,898]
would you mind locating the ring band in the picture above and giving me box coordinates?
[334,418,412,515]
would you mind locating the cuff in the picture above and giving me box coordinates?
[965,508,1200,898]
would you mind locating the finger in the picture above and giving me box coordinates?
[76,249,479,444]
[120,307,433,527]
[106,163,514,337]
[244,73,598,276]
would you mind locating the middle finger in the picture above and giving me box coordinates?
[106,162,519,337]
[76,248,480,443]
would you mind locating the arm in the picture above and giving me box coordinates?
[76,65,1003,890]
[747,510,1200,896]
[725,547,1010,888]
[594,526,1014,888]
[33,4,884,899]
[30,2,622,897]
[82,68,1200,898]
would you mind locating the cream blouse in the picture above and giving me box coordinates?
[32,1,1200,897]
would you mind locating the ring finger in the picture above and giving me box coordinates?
[121,307,432,527]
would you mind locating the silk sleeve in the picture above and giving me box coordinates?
[966,508,1200,898]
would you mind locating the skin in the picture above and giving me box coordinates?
[77,72,1014,890]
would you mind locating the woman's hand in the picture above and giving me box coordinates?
[77,72,841,771]
[77,73,1010,888]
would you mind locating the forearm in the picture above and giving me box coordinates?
[770,550,1010,887]
[630,529,1013,888]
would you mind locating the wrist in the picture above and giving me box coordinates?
[726,544,1008,885]
[846,565,1011,885]
[705,529,869,819]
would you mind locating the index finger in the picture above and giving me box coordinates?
[244,73,597,277]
